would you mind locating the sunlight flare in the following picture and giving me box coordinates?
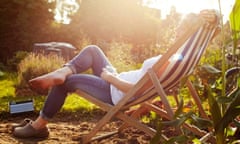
[54,0,79,24]
[143,0,235,22]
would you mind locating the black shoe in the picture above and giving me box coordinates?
[13,122,49,138]
[11,118,32,131]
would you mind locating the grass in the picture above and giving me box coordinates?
[0,78,16,112]
[63,94,98,112]
[0,72,19,112]
[0,72,98,114]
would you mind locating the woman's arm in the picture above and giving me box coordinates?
[101,9,220,94]
[101,68,134,93]
[199,9,221,39]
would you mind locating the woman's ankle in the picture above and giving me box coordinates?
[31,117,48,130]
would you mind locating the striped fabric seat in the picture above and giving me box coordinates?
[124,22,219,108]
[159,25,217,90]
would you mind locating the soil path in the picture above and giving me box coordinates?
[0,111,151,144]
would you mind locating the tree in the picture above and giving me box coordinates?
[0,0,54,65]
[75,0,160,46]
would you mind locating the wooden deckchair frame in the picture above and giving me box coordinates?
[75,15,218,143]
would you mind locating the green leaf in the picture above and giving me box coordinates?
[200,64,221,74]
[162,112,194,127]
[207,86,222,129]
[217,96,234,104]
[191,115,213,129]
[173,98,184,119]
[216,88,240,132]
[229,0,240,39]
[229,0,240,31]
[150,120,164,144]
[192,138,202,144]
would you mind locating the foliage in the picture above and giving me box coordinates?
[76,0,160,45]
[7,51,29,71]
[156,7,181,50]
[194,50,240,144]
[150,98,211,144]
[229,0,240,40]
[0,0,55,64]
[106,42,139,72]
[199,46,222,68]
[62,93,98,113]
[229,0,240,71]
[0,70,5,79]
[204,1,240,143]
[0,63,6,72]
[206,85,240,144]
[0,73,16,112]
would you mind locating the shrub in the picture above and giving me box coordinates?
[0,62,6,71]
[107,42,140,72]
[17,53,65,89]
[7,51,29,71]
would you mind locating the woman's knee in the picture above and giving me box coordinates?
[84,45,101,52]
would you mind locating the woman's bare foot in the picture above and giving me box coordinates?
[29,67,73,90]
[29,72,65,90]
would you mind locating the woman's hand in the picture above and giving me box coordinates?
[100,67,115,82]
[175,9,219,39]
[101,67,134,93]
[199,9,218,23]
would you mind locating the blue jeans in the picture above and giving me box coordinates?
[40,45,114,120]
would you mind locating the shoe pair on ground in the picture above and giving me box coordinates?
[12,118,49,138]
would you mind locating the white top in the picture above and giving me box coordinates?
[110,55,161,105]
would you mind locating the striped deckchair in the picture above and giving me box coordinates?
[75,12,220,143]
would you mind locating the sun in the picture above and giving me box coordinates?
[170,0,220,18]
[169,0,215,14]
[143,0,217,18]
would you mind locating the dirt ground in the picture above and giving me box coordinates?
[0,111,151,144]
